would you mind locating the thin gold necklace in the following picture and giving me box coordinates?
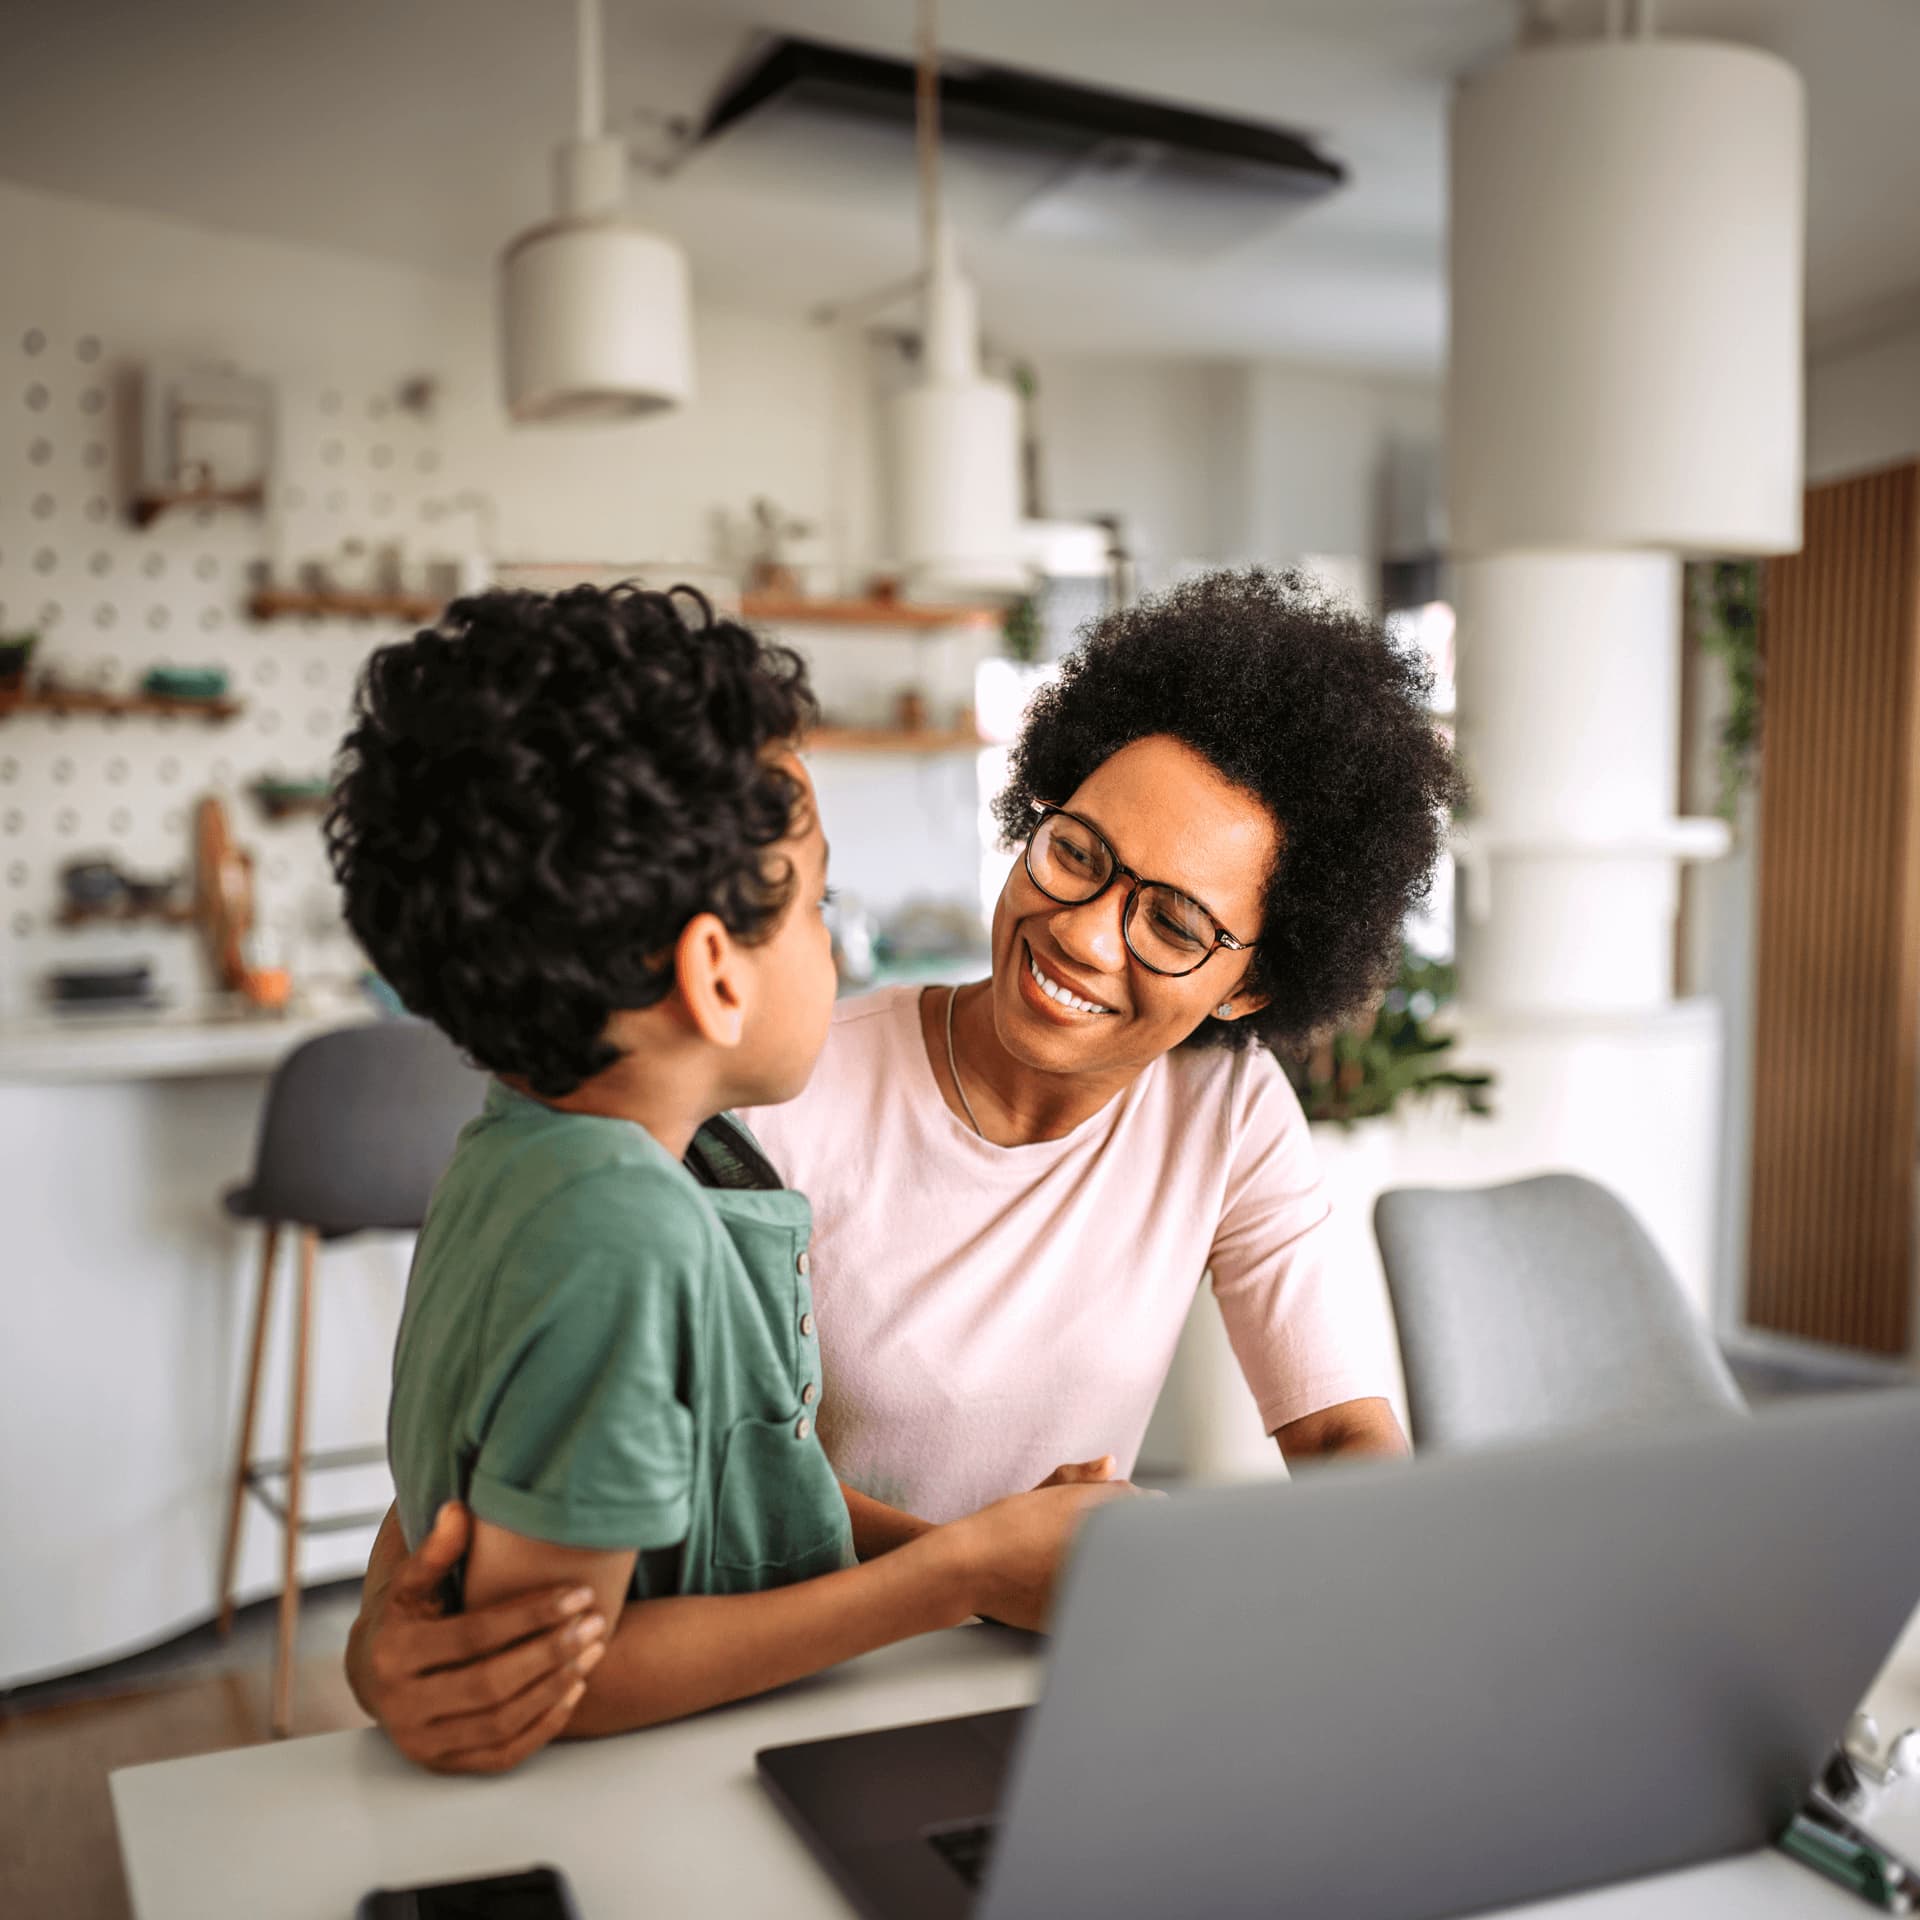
[945,985,986,1138]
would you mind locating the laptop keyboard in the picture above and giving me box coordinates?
[926,1821,998,1888]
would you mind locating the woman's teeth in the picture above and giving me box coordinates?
[1029,948,1114,1015]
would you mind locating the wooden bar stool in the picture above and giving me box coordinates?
[215,1019,482,1735]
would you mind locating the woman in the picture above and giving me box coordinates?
[348,568,1458,1770]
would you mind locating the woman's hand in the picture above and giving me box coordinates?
[840,1460,1118,1562]
[948,1478,1145,1632]
[1034,1454,1120,1489]
[347,1502,609,1774]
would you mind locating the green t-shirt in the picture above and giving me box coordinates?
[389,1081,854,1598]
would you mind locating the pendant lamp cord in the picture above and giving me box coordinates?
[916,0,942,267]
[577,0,604,143]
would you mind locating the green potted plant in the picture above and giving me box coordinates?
[1689,559,1762,822]
[0,631,38,692]
[1286,947,1494,1128]
[1000,594,1042,665]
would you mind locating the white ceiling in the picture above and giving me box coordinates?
[3,0,1916,373]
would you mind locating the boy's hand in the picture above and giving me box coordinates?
[349,1502,608,1774]
[950,1478,1147,1633]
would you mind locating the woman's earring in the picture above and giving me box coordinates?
[1216,1003,1233,1019]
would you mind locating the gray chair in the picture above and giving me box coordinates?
[215,1020,483,1734]
[1373,1173,1744,1455]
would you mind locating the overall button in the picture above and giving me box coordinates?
[797,1251,811,1277]
[801,1382,818,1406]
[799,1312,815,1338]
[794,1416,812,1442]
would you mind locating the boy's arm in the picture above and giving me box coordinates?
[560,1538,966,1737]
[465,1480,1132,1741]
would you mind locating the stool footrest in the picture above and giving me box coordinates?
[302,1504,392,1536]
[243,1443,387,1481]
[242,1443,389,1535]
[244,1485,390,1534]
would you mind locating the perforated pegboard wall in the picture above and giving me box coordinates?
[0,325,460,1018]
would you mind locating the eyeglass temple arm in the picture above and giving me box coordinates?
[1033,800,1253,954]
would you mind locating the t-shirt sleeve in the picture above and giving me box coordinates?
[1205,1052,1402,1436]
[463,1171,702,1552]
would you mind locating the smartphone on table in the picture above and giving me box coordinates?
[356,1863,582,1919]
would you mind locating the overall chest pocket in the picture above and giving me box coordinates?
[712,1412,851,1586]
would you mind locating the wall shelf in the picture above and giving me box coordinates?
[247,589,443,624]
[55,901,195,930]
[248,590,997,631]
[743,592,999,631]
[806,726,985,756]
[129,483,266,531]
[250,785,332,821]
[0,687,243,723]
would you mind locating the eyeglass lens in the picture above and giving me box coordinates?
[1027,812,1220,974]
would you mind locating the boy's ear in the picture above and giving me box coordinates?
[673,912,749,1049]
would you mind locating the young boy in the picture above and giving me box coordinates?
[330,583,1119,1752]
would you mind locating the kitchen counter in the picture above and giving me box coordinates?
[0,990,380,1083]
[0,987,424,1688]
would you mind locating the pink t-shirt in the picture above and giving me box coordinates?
[740,986,1392,1523]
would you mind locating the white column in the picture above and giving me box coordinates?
[1451,550,1728,1013]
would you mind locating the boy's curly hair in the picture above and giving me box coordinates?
[992,567,1461,1054]
[328,583,816,1097]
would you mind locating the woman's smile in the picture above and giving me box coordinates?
[1020,938,1120,1019]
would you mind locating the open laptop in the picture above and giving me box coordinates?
[759,1390,1920,1919]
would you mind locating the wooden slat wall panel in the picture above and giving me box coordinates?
[1749,461,1920,1353]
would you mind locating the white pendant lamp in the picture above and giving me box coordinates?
[1448,32,1804,556]
[889,0,1026,596]
[500,0,694,425]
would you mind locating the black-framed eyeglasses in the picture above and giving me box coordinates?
[1023,801,1256,979]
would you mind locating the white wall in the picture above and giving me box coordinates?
[1028,351,1440,589]
[0,176,908,1014]
[1026,354,1241,585]
[1807,318,1920,483]
[1237,365,1441,571]
[1,176,881,580]
[1678,698,1760,1336]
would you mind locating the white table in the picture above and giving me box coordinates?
[111,1622,1919,1919]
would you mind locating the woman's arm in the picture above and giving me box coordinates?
[1274,1396,1408,1464]
[841,1483,932,1558]
[345,1503,411,1719]
[464,1479,1130,1742]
